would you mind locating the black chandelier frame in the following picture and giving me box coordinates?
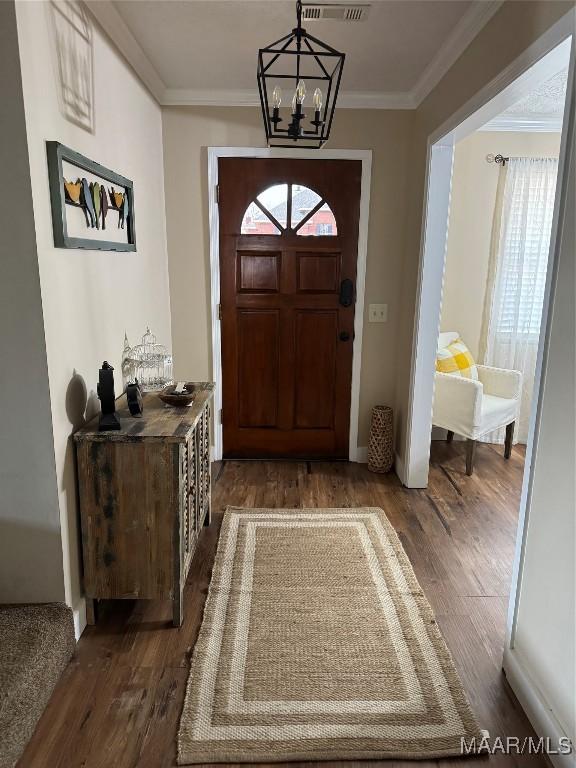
[257,0,345,149]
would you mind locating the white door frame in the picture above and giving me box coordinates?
[404,17,574,489]
[207,147,373,462]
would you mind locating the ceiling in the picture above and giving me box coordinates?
[86,0,503,108]
[504,68,568,114]
[482,66,569,132]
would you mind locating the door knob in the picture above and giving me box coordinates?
[339,331,350,342]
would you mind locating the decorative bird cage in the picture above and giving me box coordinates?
[123,327,173,392]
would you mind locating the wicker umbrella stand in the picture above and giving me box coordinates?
[367,405,394,473]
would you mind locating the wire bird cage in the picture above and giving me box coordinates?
[122,328,173,392]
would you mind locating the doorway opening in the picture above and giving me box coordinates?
[406,34,573,490]
[207,148,372,462]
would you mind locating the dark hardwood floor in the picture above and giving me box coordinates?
[20,441,544,768]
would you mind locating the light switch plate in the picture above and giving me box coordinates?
[369,303,388,323]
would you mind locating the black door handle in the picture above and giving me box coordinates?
[339,279,354,307]
[339,331,350,342]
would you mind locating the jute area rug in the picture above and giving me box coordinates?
[178,507,484,763]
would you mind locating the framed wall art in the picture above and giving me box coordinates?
[46,141,136,251]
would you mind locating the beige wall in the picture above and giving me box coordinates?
[15,2,172,634]
[394,0,574,465]
[441,131,562,360]
[0,1,64,604]
[162,107,415,447]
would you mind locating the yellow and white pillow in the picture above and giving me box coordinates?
[436,338,478,380]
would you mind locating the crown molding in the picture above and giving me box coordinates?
[478,113,564,132]
[162,89,260,107]
[322,91,417,110]
[84,0,166,102]
[85,0,503,112]
[411,0,504,107]
[162,88,416,109]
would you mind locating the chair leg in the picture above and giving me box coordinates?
[466,439,476,476]
[446,430,454,443]
[504,421,515,459]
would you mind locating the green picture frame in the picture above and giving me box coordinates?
[46,141,136,251]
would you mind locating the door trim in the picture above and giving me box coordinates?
[207,147,372,462]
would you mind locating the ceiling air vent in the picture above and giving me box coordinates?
[302,4,370,22]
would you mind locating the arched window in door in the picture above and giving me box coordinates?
[241,184,337,236]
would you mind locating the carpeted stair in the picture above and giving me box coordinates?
[0,603,75,768]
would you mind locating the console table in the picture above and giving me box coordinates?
[74,383,214,626]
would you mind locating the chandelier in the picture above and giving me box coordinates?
[257,0,345,148]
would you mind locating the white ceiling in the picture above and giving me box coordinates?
[86,0,503,107]
[504,68,568,115]
[481,66,569,132]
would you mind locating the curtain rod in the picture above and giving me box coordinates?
[486,153,509,166]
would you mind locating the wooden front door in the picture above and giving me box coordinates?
[218,158,361,459]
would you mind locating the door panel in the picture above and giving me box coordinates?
[219,158,361,458]
[294,311,337,429]
[297,253,340,293]
[237,310,279,428]
[237,252,280,293]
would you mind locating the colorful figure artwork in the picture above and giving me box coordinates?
[47,141,136,251]
[63,177,130,230]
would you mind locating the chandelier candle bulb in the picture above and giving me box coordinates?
[272,86,282,108]
[272,86,282,125]
[312,87,324,128]
[296,79,306,104]
[313,87,323,110]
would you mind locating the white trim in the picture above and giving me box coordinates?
[479,114,564,132]
[72,605,85,641]
[163,89,416,110]
[403,138,455,488]
[164,89,260,108]
[411,1,504,107]
[355,446,368,464]
[503,648,576,768]
[207,147,372,462]
[337,91,416,110]
[84,0,166,102]
[84,0,500,112]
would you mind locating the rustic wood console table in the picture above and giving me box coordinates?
[74,383,214,626]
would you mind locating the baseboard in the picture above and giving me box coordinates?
[72,598,86,640]
[503,648,575,768]
[353,446,368,463]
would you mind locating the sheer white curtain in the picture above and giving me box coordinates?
[481,157,558,443]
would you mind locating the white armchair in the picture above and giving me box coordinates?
[433,332,522,475]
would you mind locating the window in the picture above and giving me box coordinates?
[241,184,337,236]
[483,156,559,445]
[492,158,558,338]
